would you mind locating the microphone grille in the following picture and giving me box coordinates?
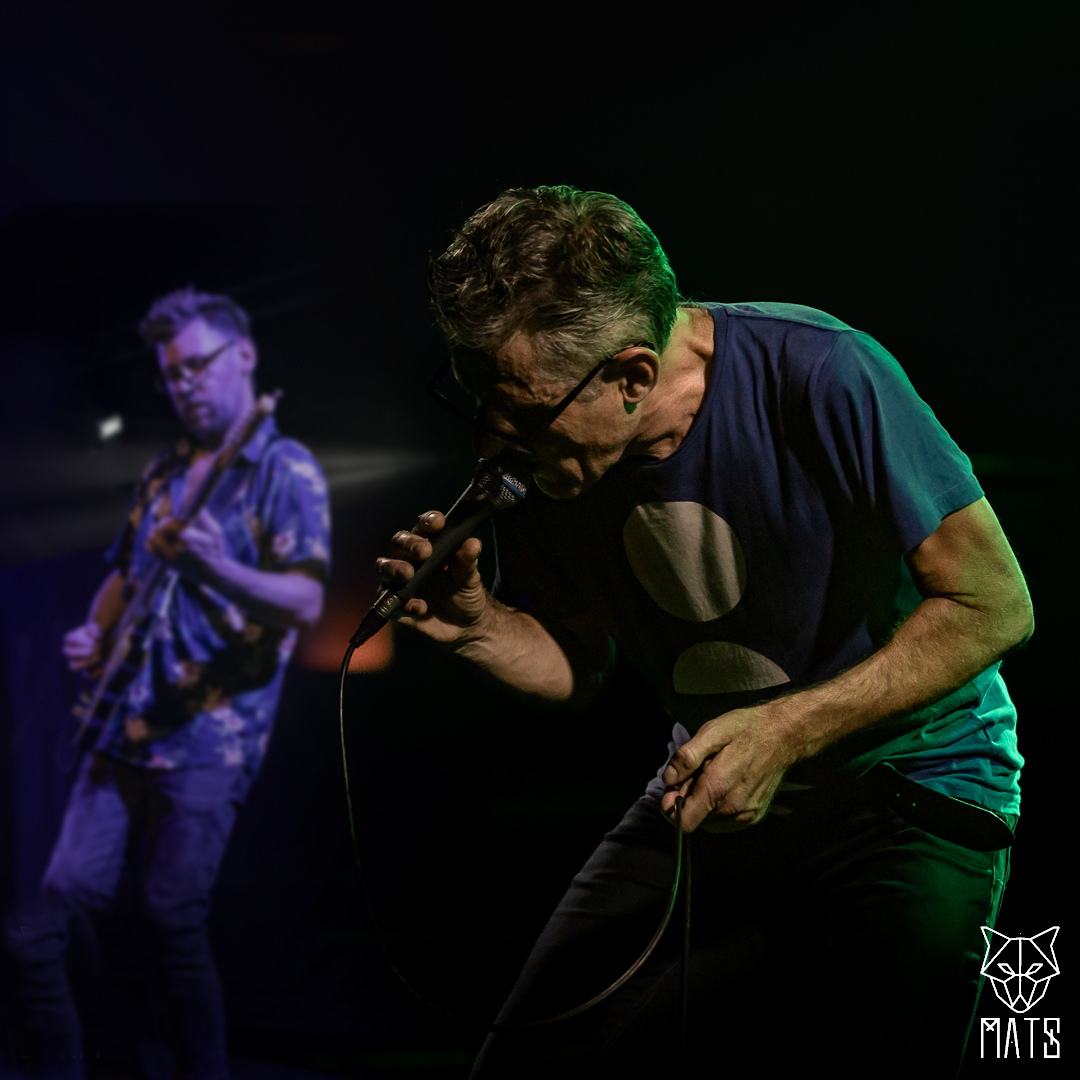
[496,469,529,504]
[474,459,529,506]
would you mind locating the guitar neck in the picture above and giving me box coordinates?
[116,391,282,627]
[71,390,283,751]
[178,392,280,524]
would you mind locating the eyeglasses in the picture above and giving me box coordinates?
[427,341,656,457]
[158,339,237,388]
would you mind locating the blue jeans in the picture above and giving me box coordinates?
[5,753,249,1080]
[471,787,1014,1079]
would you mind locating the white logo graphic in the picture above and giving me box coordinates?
[980,926,1060,1014]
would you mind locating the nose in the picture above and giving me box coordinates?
[173,383,200,408]
[472,425,540,467]
[472,405,534,460]
[167,371,198,396]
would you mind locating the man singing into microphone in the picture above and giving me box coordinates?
[379,186,1033,1077]
[6,288,330,1079]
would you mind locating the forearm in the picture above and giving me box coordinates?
[88,570,130,631]
[448,595,582,703]
[776,589,1033,761]
[202,559,324,630]
[661,499,1033,830]
[661,587,1033,829]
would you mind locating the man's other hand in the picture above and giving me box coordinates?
[659,704,801,833]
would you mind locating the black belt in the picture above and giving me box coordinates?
[773,762,1015,851]
[858,761,1015,851]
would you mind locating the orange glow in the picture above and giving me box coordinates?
[296,587,394,673]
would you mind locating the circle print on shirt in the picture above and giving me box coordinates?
[623,501,790,695]
[623,501,747,621]
[672,641,790,695]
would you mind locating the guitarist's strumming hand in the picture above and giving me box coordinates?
[146,508,227,586]
[143,505,320,630]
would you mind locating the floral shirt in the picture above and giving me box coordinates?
[96,416,330,775]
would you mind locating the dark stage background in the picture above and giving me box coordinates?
[1,2,1074,1076]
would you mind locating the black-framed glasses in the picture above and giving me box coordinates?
[158,339,238,390]
[427,341,656,456]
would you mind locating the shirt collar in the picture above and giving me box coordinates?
[238,412,278,463]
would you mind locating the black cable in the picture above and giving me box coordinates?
[680,833,692,1055]
[337,641,691,1032]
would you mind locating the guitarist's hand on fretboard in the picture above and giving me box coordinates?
[62,621,106,675]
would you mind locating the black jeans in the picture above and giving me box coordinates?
[471,787,1013,1079]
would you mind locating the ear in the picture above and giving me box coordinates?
[618,348,659,406]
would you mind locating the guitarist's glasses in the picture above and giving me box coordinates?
[158,339,238,391]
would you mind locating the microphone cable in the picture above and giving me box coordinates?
[335,455,694,1040]
[337,642,691,1032]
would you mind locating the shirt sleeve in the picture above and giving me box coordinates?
[257,441,332,582]
[805,329,984,554]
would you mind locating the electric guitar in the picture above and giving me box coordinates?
[65,391,282,762]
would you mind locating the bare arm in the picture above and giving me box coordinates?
[661,497,1034,831]
[201,563,324,631]
[87,569,130,631]
[379,511,605,702]
[787,495,1031,753]
[147,509,324,631]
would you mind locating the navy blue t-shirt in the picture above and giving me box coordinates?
[492,303,1022,813]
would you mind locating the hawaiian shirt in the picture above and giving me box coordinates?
[96,416,330,775]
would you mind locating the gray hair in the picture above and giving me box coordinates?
[429,186,685,397]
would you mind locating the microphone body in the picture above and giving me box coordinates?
[349,460,529,648]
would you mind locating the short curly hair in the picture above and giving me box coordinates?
[429,186,684,396]
[139,286,251,346]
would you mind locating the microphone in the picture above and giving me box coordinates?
[348,458,529,649]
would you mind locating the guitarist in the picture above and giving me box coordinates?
[7,288,329,1080]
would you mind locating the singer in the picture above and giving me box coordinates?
[5,288,329,1080]
[379,187,1033,1077]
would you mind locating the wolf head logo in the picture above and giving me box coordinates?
[980,926,1060,1014]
